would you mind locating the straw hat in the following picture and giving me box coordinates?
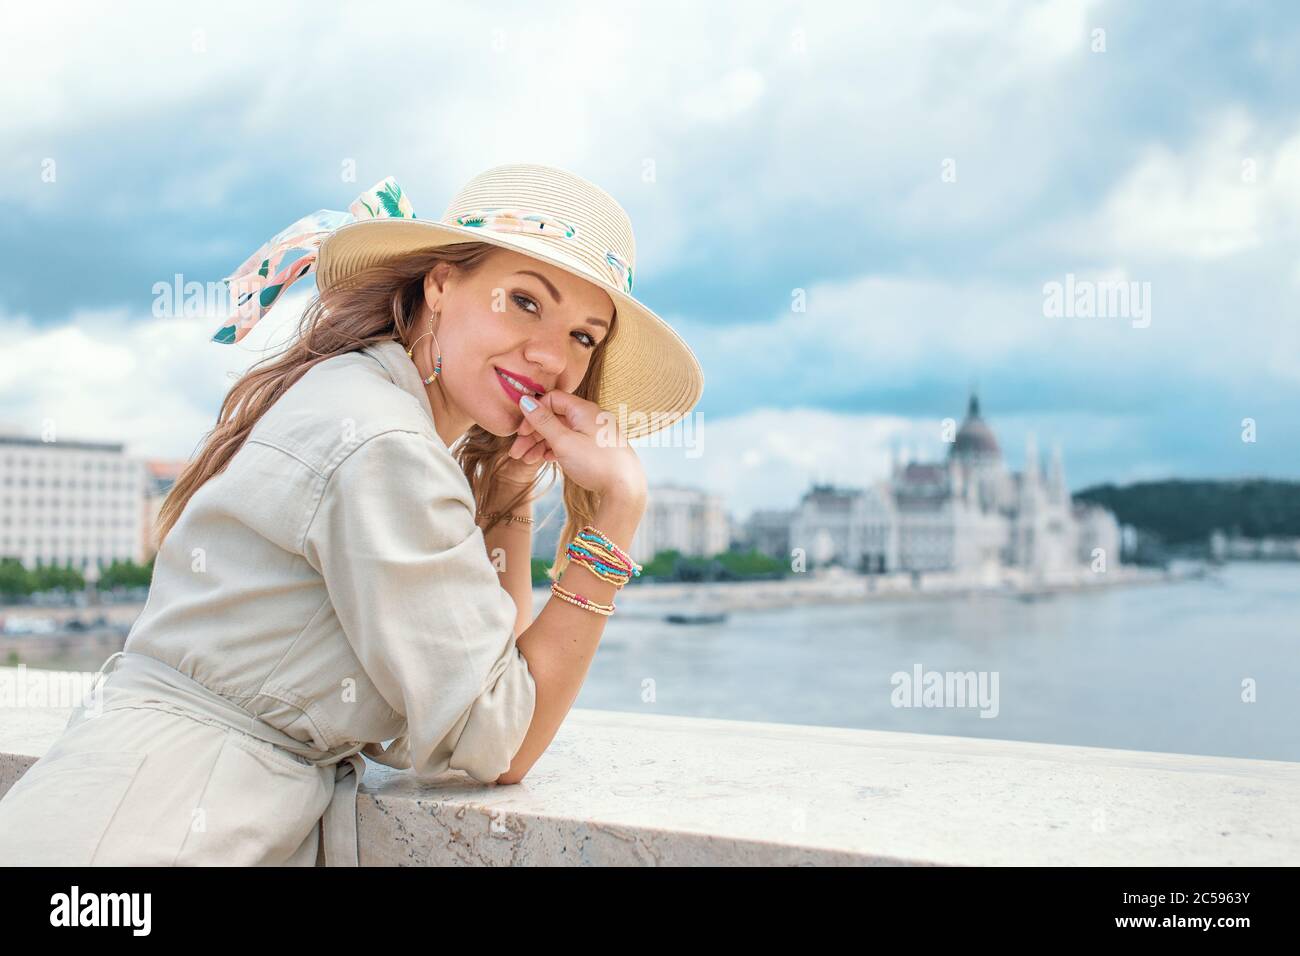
[310,163,703,441]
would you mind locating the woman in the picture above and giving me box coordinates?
[0,163,704,865]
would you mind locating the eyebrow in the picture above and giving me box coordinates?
[512,270,611,331]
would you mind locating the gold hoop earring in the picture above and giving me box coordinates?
[405,309,442,384]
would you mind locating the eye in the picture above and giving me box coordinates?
[511,292,539,314]
[513,291,599,350]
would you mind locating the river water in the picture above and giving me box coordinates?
[7,563,1294,763]
[578,562,1299,763]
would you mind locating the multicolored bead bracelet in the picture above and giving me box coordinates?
[550,581,615,616]
[566,525,642,588]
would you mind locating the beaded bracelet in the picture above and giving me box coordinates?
[550,580,615,616]
[566,525,643,588]
[566,540,633,587]
[583,524,640,573]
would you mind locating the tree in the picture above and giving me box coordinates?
[0,557,32,601]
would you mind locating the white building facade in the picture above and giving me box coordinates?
[0,435,147,572]
[631,483,730,559]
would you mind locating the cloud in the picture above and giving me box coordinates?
[0,294,310,460]
[681,68,766,124]
[632,406,921,523]
[1081,109,1300,261]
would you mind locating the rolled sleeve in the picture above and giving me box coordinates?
[302,429,537,784]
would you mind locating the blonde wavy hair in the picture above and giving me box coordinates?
[156,241,616,583]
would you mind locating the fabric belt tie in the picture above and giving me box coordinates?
[66,650,368,867]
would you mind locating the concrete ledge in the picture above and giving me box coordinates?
[2,666,1297,865]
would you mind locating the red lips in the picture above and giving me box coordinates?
[494,366,546,395]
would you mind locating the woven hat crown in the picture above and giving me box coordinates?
[441,163,637,296]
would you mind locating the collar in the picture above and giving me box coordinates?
[360,339,437,430]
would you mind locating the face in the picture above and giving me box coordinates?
[421,247,616,440]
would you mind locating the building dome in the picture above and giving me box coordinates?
[949,393,1001,461]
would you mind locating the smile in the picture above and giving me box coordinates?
[494,367,544,402]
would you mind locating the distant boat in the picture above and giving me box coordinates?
[1015,591,1053,603]
[664,611,729,625]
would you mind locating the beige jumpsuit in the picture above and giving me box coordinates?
[0,340,537,865]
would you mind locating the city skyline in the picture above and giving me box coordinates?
[0,379,1285,531]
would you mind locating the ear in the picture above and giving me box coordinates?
[423,261,451,309]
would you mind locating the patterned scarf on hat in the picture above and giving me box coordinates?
[211,177,415,345]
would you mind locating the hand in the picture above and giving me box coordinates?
[495,457,545,489]
[499,415,556,487]
[516,391,646,499]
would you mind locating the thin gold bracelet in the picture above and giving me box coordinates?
[479,510,533,525]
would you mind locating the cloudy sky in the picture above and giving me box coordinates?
[2,0,1297,521]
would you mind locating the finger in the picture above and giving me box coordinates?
[522,437,548,461]
[518,392,574,445]
[532,389,603,437]
[510,433,544,458]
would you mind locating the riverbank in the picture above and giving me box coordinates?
[2,562,1201,670]
[535,562,1197,613]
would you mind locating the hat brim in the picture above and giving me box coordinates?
[317,217,703,443]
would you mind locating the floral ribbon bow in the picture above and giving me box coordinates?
[211,177,414,345]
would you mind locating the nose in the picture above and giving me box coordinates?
[521,330,567,385]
